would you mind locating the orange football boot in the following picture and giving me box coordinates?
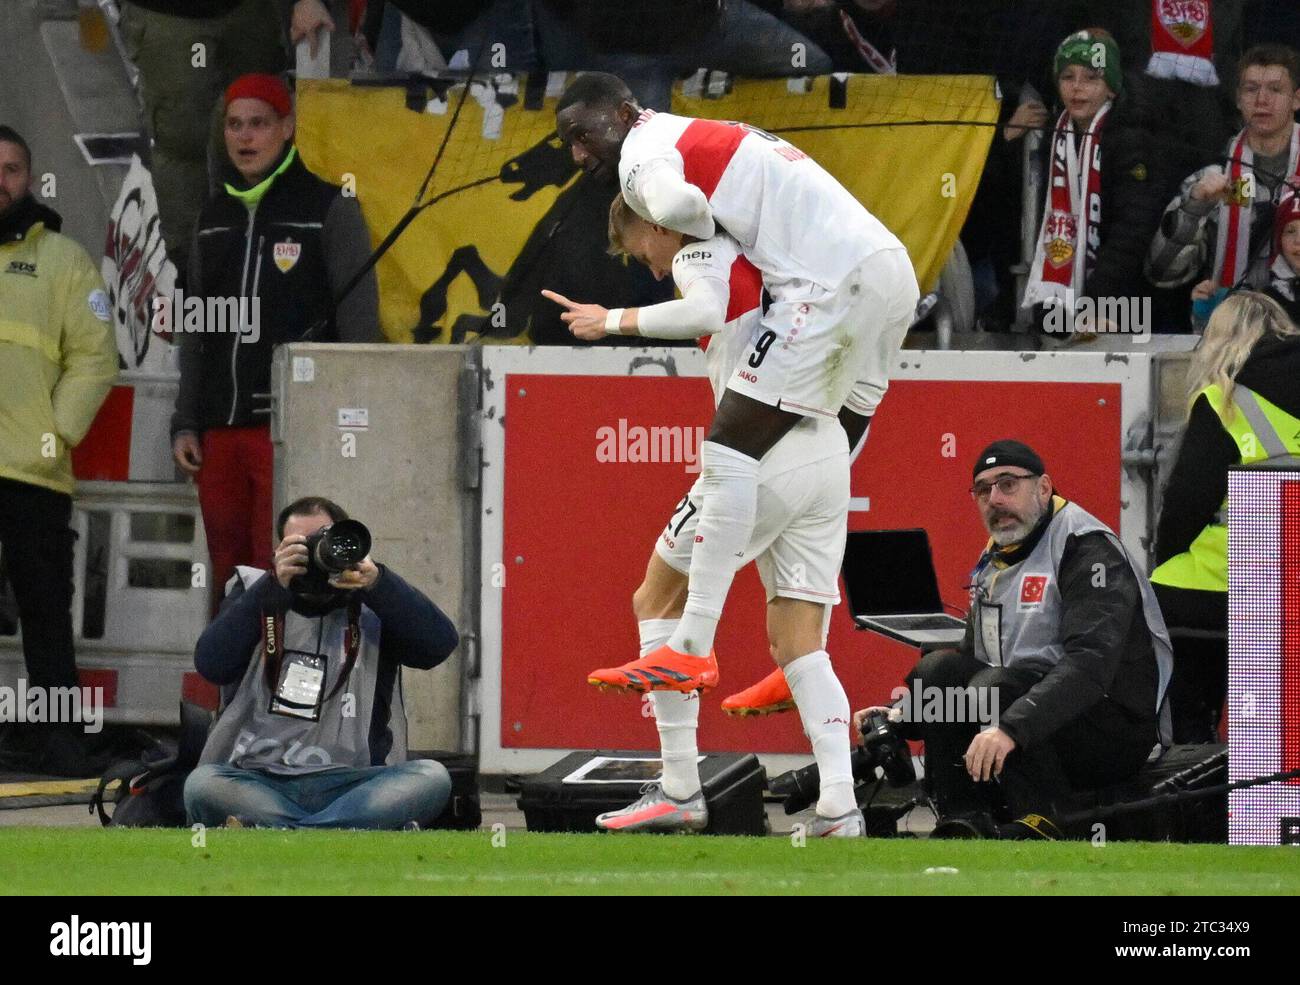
[720,667,795,716]
[587,644,719,694]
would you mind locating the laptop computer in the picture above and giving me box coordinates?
[841,529,967,648]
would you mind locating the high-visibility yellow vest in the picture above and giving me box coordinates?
[1151,383,1300,592]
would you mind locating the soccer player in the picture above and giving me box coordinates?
[553,72,918,834]
[543,195,854,834]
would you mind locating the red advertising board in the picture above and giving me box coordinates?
[500,373,1121,753]
[71,384,133,482]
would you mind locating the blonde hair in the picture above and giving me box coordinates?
[1185,291,1300,418]
[607,192,647,257]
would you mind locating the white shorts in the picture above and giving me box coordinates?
[726,247,920,420]
[654,450,849,607]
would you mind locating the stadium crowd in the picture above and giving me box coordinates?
[1,0,1299,834]
[100,1,1300,339]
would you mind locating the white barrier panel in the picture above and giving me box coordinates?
[0,481,211,725]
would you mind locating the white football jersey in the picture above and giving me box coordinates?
[670,233,760,407]
[622,109,904,296]
[671,232,847,472]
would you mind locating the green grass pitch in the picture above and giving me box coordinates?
[1,829,1297,895]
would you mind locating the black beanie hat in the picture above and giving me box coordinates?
[973,440,1045,481]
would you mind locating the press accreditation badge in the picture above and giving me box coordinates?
[269,651,327,721]
[978,602,1003,667]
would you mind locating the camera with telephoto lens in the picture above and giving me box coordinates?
[769,708,917,814]
[289,519,372,595]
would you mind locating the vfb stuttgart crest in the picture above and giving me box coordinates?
[273,238,301,273]
[1159,0,1209,47]
[1044,210,1077,269]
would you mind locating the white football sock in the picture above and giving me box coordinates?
[784,650,856,818]
[651,691,701,800]
[637,618,678,658]
[639,620,701,800]
[670,441,760,656]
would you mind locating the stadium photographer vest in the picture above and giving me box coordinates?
[1152,384,1300,593]
[199,567,409,775]
[972,502,1173,745]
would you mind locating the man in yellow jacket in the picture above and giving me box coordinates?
[0,126,118,774]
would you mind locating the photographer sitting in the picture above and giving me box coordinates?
[856,441,1173,838]
[184,497,459,829]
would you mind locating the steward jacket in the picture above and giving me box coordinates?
[0,196,118,494]
[171,145,380,438]
[1153,335,1300,589]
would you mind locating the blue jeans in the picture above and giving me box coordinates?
[184,760,452,829]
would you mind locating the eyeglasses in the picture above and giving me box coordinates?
[970,473,1039,501]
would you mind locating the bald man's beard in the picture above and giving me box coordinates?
[986,498,1048,547]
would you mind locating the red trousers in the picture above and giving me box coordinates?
[197,425,274,613]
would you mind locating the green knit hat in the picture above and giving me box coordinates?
[1054,30,1122,96]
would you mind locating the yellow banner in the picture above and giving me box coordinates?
[296,75,998,343]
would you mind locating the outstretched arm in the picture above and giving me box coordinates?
[541,276,728,341]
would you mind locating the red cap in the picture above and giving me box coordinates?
[1274,189,1300,260]
[223,73,292,118]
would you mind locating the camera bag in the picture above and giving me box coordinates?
[91,701,213,827]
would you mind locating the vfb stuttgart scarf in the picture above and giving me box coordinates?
[1023,104,1109,309]
[1214,124,1300,288]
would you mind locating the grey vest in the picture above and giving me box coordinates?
[971,503,1174,746]
[199,567,409,774]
